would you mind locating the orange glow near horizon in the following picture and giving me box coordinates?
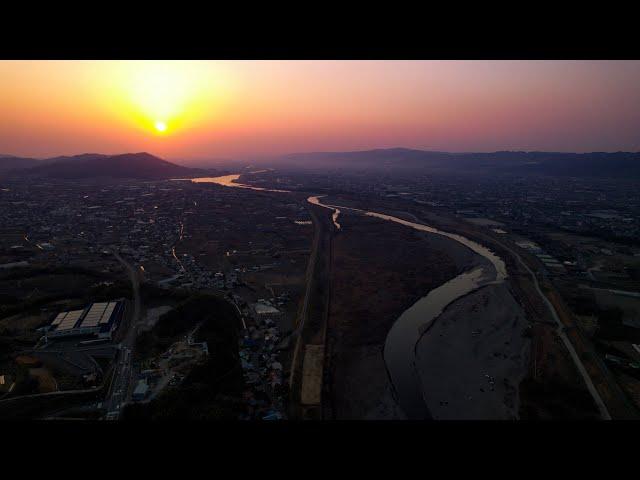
[95,61,232,138]
[1,60,640,162]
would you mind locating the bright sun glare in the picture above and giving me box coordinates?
[126,63,195,135]
[103,61,229,137]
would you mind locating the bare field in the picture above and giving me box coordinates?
[301,345,324,405]
[325,209,478,419]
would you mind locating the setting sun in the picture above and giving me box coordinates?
[1,61,639,159]
[127,63,193,135]
[86,61,232,138]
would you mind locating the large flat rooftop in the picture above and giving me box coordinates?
[80,301,117,328]
[48,300,123,337]
[51,309,85,331]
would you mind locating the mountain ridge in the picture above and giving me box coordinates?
[5,152,200,179]
[270,148,640,177]
[3,148,640,178]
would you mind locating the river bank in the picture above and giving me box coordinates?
[312,194,521,418]
[325,210,484,418]
[181,178,531,419]
[414,282,530,419]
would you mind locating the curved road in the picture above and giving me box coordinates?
[203,175,614,419]
[400,210,612,420]
[488,238,611,420]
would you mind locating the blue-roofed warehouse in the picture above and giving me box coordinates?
[45,299,125,340]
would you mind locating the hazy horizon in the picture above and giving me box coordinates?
[2,60,640,163]
[5,145,640,167]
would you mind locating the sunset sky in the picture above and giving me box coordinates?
[1,60,639,163]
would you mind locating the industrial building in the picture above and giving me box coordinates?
[132,379,150,401]
[45,300,125,340]
[253,301,281,317]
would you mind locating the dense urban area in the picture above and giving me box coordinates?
[1,151,640,420]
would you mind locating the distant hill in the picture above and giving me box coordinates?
[14,152,199,179]
[4,148,640,179]
[39,153,109,165]
[0,155,41,172]
[271,148,640,178]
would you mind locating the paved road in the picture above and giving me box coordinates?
[493,239,612,419]
[103,252,142,419]
[401,210,613,419]
[288,203,322,389]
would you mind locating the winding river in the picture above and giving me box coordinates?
[308,196,341,229]
[189,174,289,193]
[303,197,508,418]
[185,174,508,418]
